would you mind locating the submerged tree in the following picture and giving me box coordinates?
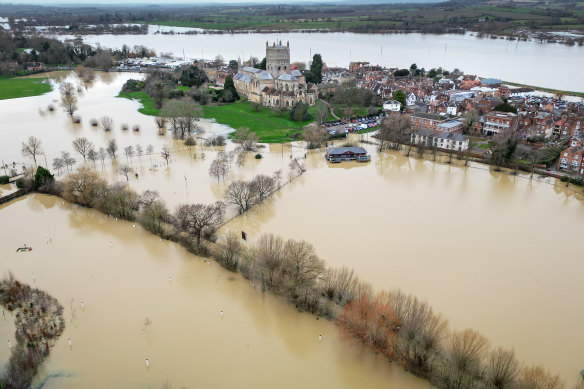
[59,82,78,117]
[21,136,43,166]
[173,202,224,246]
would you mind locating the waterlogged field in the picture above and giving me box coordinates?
[1,71,584,386]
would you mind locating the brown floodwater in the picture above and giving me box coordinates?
[0,194,429,388]
[1,72,584,386]
[222,141,584,385]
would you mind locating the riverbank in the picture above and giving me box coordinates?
[0,76,52,100]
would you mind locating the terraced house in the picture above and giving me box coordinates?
[233,41,316,108]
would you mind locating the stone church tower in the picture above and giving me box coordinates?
[266,41,290,78]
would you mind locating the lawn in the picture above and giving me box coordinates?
[203,100,316,143]
[0,76,52,100]
[116,92,330,143]
[117,91,160,115]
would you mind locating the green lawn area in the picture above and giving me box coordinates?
[117,91,160,116]
[204,100,316,143]
[116,92,331,143]
[0,76,53,100]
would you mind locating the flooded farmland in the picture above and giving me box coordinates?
[0,195,429,388]
[1,71,584,387]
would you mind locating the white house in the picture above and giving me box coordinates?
[406,92,417,106]
[410,129,469,151]
[383,100,401,112]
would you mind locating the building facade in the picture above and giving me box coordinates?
[233,41,317,108]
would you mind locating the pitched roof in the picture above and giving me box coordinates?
[277,73,297,81]
[327,147,367,155]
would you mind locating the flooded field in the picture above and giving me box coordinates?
[1,72,584,386]
[0,194,429,388]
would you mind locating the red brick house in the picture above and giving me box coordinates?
[558,145,584,174]
[481,112,519,136]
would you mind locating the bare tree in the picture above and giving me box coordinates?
[161,99,203,139]
[215,231,243,271]
[106,139,119,159]
[72,137,94,161]
[61,151,76,172]
[235,127,259,151]
[173,202,225,246]
[154,116,167,136]
[303,123,329,149]
[87,147,97,166]
[225,180,258,214]
[515,365,563,389]
[440,329,490,389]
[21,136,43,165]
[52,158,64,175]
[289,158,306,176]
[250,174,276,202]
[282,239,325,299]
[273,170,283,188]
[124,145,135,164]
[118,165,132,181]
[135,144,143,164]
[100,116,114,132]
[484,347,520,389]
[59,82,78,116]
[213,55,225,68]
[75,65,95,82]
[146,144,154,163]
[378,113,411,151]
[209,158,229,183]
[161,145,171,166]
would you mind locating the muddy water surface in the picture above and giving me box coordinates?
[0,194,429,388]
[222,142,584,385]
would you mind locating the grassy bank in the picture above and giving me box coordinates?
[116,91,334,142]
[503,81,584,98]
[117,91,160,115]
[0,76,52,100]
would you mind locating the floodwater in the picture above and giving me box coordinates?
[221,141,584,385]
[0,194,429,388]
[56,30,584,92]
[0,71,301,209]
[1,72,584,386]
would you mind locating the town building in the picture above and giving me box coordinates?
[325,147,370,162]
[410,129,469,151]
[382,100,401,112]
[233,41,317,108]
[410,113,464,134]
[558,145,584,174]
[480,111,519,136]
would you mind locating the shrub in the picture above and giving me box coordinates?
[255,154,262,159]
[121,123,129,131]
[47,104,55,112]
[33,166,54,189]
[72,116,81,124]
[132,124,140,132]
[0,175,9,185]
[15,178,26,189]
[90,118,98,126]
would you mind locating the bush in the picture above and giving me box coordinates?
[72,116,81,124]
[34,166,54,189]
[90,118,98,126]
[0,175,9,185]
[15,178,25,189]
[255,154,262,159]
[121,123,129,131]
[132,124,140,132]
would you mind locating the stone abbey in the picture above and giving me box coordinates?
[233,41,317,108]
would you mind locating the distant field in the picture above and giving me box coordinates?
[142,3,584,33]
[0,77,52,100]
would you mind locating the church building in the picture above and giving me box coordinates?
[233,41,317,108]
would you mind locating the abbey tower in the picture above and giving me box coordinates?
[266,41,290,78]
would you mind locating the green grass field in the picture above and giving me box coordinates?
[116,93,336,142]
[117,91,160,115]
[0,77,52,100]
[203,100,316,143]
